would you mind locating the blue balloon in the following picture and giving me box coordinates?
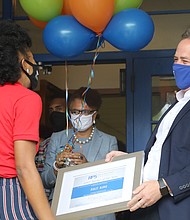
[43,15,96,58]
[103,9,154,51]
[86,35,104,51]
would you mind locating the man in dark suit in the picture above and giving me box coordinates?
[106,30,190,220]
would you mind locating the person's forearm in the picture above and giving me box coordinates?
[17,165,55,220]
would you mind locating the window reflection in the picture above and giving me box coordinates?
[152,76,177,130]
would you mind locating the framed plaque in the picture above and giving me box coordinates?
[51,151,144,220]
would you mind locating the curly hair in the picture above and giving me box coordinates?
[69,87,102,110]
[0,20,32,85]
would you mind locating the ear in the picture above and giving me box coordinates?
[20,59,26,71]
[20,59,31,73]
[92,112,97,125]
[18,59,29,85]
[93,112,98,121]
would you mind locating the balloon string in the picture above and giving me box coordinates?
[64,61,77,151]
[82,35,101,105]
[65,60,69,137]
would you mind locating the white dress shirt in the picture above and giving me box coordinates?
[143,90,190,181]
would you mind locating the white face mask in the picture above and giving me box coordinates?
[70,113,95,131]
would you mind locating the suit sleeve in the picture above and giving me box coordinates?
[165,165,190,203]
[160,109,190,203]
[41,133,58,189]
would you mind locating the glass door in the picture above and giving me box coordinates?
[127,53,176,152]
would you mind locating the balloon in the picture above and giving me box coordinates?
[70,0,114,34]
[43,15,96,58]
[62,0,73,15]
[86,35,104,51]
[29,17,48,29]
[19,0,63,22]
[103,9,154,51]
[114,0,143,14]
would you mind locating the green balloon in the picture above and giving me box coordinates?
[114,0,143,14]
[19,0,63,22]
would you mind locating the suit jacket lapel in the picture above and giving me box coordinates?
[145,100,190,162]
[167,100,190,137]
[146,100,190,158]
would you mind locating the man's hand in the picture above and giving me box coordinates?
[105,150,127,162]
[127,180,162,211]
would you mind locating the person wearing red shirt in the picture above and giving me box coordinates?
[0,20,55,220]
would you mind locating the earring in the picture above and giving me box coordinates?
[26,68,30,73]
[93,120,96,124]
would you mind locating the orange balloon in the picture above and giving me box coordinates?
[70,0,114,34]
[62,0,73,15]
[29,17,48,29]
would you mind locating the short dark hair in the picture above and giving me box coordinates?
[47,91,67,107]
[69,87,102,110]
[49,92,66,101]
[0,20,32,85]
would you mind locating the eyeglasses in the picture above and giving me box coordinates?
[69,109,96,116]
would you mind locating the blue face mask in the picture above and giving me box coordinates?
[173,64,190,90]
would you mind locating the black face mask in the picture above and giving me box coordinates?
[49,111,67,132]
[21,59,39,90]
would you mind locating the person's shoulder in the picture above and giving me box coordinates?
[51,128,73,138]
[24,88,41,99]
[15,83,41,100]
[96,128,116,139]
[4,83,41,104]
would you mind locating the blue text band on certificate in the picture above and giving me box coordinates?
[71,177,124,199]
[70,168,125,208]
